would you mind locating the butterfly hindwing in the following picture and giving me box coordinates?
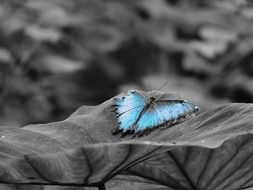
[114,91,146,132]
[135,101,198,133]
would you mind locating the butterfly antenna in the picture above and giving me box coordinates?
[156,81,168,92]
[150,81,168,100]
[148,77,157,99]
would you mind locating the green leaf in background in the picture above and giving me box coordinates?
[0,91,252,190]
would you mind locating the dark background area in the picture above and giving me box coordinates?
[0,0,253,127]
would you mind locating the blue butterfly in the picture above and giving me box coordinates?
[111,90,199,137]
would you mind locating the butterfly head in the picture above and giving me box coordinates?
[149,97,155,103]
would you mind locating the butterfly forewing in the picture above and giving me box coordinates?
[115,91,146,132]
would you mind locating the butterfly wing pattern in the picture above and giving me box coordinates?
[112,90,146,133]
[112,90,199,137]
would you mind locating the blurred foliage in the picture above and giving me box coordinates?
[0,0,253,128]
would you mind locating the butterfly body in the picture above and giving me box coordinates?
[112,90,199,137]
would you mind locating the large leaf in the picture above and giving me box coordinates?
[106,103,253,190]
[0,91,252,190]
[116,134,253,190]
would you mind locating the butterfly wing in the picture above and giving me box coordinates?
[114,91,146,132]
[135,100,198,134]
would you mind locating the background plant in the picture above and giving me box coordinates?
[0,0,252,126]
